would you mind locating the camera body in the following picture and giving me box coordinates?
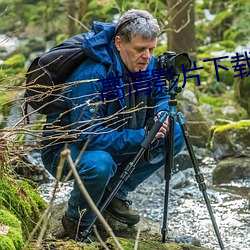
[156,51,192,79]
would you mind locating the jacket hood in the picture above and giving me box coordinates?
[82,21,116,65]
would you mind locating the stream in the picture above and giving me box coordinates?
[38,155,250,250]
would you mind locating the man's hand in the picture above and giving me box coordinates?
[154,111,169,139]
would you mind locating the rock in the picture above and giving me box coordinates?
[209,120,250,160]
[179,100,211,148]
[221,105,237,116]
[199,103,214,117]
[181,89,198,105]
[44,201,212,250]
[170,168,193,189]
[213,157,250,184]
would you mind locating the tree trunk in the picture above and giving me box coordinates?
[78,0,88,20]
[167,0,196,59]
[67,0,77,36]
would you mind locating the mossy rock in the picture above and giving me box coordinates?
[0,174,47,239]
[106,237,211,250]
[213,157,250,184]
[198,92,248,122]
[0,209,24,250]
[209,120,250,160]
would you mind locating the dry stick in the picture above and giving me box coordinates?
[62,148,124,250]
[134,216,142,250]
[22,154,65,249]
[93,225,110,250]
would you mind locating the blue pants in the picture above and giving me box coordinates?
[41,123,185,226]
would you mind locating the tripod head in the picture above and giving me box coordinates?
[156,51,192,98]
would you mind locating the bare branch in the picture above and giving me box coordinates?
[63,148,124,250]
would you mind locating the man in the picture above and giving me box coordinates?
[41,9,185,241]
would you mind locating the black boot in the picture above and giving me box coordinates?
[61,213,97,243]
[103,193,140,225]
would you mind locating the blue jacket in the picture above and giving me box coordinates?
[44,21,170,156]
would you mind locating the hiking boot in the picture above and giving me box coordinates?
[105,196,140,225]
[61,213,97,243]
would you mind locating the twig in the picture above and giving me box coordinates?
[61,148,124,250]
[93,225,110,250]
[134,220,142,250]
[68,14,89,31]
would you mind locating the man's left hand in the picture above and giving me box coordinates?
[154,111,169,139]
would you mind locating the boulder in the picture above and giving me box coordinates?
[213,157,250,184]
[179,99,211,148]
[209,120,250,160]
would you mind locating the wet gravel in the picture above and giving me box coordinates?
[128,157,250,250]
[39,156,250,250]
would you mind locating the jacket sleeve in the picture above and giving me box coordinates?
[65,60,146,156]
[153,89,170,116]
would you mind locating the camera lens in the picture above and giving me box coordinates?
[174,53,192,72]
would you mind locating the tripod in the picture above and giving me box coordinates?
[161,77,225,249]
[82,78,225,249]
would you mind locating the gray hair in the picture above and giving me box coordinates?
[115,9,160,43]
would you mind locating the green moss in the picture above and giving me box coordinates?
[154,44,168,57]
[1,54,25,69]
[0,54,26,86]
[199,95,224,107]
[218,67,235,86]
[218,40,237,52]
[0,175,47,239]
[7,228,24,249]
[0,209,24,249]
[106,237,207,250]
[0,209,21,229]
[209,120,250,150]
[0,235,16,250]
[213,120,250,133]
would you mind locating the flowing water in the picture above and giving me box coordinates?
[38,156,250,250]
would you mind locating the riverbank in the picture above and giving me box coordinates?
[38,155,250,250]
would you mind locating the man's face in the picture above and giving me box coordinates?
[115,35,157,73]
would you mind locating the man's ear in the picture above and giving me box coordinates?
[115,36,122,51]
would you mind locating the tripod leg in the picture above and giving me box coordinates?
[162,114,175,243]
[177,112,225,250]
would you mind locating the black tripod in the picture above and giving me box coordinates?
[161,77,225,249]
[82,78,225,249]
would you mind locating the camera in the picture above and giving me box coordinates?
[156,51,192,79]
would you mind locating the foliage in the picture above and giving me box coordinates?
[234,73,250,116]
[0,0,249,116]
[196,0,250,46]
